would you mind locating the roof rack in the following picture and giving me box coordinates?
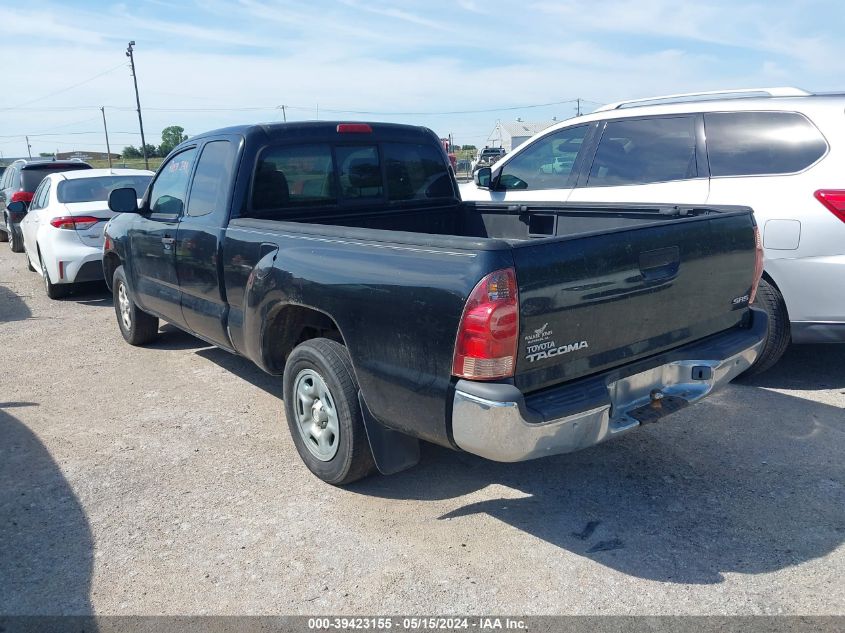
[594,87,813,112]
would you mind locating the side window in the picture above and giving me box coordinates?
[705,112,827,177]
[249,144,336,217]
[147,148,197,218]
[498,125,588,190]
[186,141,235,217]
[31,180,50,210]
[336,146,382,200]
[587,117,697,187]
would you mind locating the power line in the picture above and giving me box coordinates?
[1,62,129,111]
[0,97,603,116]
[0,131,142,139]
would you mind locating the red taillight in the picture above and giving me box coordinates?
[452,268,519,380]
[10,191,33,203]
[336,123,373,134]
[749,225,765,304]
[50,216,100,231]
[814,189,845,224]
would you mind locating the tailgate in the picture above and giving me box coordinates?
[513,210,757,392]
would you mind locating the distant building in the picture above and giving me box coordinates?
[55,151,121,161]
[488,120,558,153]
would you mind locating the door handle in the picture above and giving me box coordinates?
[639,246,680,282]
[161,236,175,246]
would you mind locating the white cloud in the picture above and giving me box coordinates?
[0,0,843,155]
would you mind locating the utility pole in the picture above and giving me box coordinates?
[575,98,582,117]
[278,105,287,122]
[25,136,32,158]
[126,41,149,169]
[101,107,113,168]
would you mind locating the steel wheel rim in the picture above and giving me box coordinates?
[118,283,132,331]
[293,368,340,462]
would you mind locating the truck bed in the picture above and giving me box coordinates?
[251,200,757,392]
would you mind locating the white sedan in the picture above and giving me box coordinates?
[20,168,153,298]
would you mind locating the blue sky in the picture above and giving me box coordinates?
[1,0,843,157]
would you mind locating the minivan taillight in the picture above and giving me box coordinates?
[749,225,764,304]
[50,216,100,230]
[452,268,519,380]
[10,191,33,203]
[814,189,845,223]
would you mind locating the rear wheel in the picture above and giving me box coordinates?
[39,251,70,299]
[0,220,7,242]
[113,265,159,345]
[7,218,23,253]
[283,338,375,485]
[743,278,791,377]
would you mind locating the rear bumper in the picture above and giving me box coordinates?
[44,245,105,285]
[451,308,767,462]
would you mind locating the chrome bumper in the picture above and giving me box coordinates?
[451,317,766,463]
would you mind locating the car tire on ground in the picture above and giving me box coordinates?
[7,218,23,253]
[26,256,35,272]
[39,251,70,299]
[113,265,159,345]
[743,278,791,377]
[283,337,375,485]
[0,224,8,242]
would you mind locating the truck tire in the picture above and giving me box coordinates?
[743,278,791,377]
[283,338,375,485]
[113,265,159,345]
[39,251,70,300]
[7,218,23,252]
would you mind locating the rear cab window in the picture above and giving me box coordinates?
[245,138,454,219]
[704,111,828,176]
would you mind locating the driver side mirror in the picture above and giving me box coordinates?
[108,188,139,214]
[473,166,492,189]
[6,201,27,214]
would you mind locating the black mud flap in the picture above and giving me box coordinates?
[358,392,420,475]
[626,395,689,425]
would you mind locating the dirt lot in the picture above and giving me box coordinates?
[1,244,843,616]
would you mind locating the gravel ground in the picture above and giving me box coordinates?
[0,244,843,616]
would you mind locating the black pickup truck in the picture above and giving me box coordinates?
[103,121,766,485]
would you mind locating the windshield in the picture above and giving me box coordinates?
[57,175,152,204]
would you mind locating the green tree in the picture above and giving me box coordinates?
[461,145,477,151]
[39,152,53,158]
[142,144,159,158]
[122,145,141,159]
[159,125,188,156]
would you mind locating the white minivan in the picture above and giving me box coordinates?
[461,88,845,374]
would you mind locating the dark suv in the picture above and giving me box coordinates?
[0,158,92,251]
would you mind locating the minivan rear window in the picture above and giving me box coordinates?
[704,112,827,177]
[21,164,91,192]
